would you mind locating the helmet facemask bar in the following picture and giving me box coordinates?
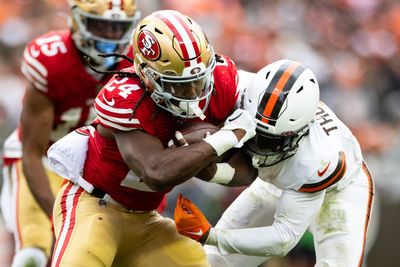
[72,7,140,44]
[144,53,216,119]
[71,6,140,67]
[246,120,312,167]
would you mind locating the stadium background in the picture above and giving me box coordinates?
[0,0,399,266]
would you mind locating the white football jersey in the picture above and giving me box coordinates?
[205,102,374,265]
[256,101,363,192]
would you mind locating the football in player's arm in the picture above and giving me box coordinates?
[0,1,140,266]
[174,59,375,267]
[46,10,257,267]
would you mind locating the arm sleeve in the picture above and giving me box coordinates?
[21,43,49,93]
[94,80,142,131]
[206,188,325,257]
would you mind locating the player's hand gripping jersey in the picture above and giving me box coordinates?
[83,55,239,211]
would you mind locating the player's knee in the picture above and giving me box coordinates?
[12,247,47,267]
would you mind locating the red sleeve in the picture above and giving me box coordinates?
[206,55,239,124]
[94,72,145,131]
[20,31,74,98]
[21,39,50,93]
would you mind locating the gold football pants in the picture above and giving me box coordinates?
[52,182,210,267]
[3,160,63,257]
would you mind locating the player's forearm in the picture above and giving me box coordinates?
[205,189,326,257]
[141,141,219,190]
[22,155,55,217]
[199,150,257,187]
[206,223,297,257]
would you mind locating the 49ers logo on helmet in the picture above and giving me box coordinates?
[137,30,160,61]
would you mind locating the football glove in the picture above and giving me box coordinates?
[174,193,211,243]
[222,109,256,147]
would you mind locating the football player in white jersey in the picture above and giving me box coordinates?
[174,59,375,267]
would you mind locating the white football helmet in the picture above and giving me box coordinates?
[243,59,320,167]
[132,10,216,120]
[69,0,140,69]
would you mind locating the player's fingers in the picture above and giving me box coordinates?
[168,139,176,148]
[175,131,189,147]
[205,131,211,138]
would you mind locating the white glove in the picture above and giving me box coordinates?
[221,109,256,147]
[203,109,256,156]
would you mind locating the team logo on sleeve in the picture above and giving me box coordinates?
[137,30,160,61]
[102,94,115,106]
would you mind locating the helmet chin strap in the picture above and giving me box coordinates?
[157,92,206,120]
[183,101,206,120]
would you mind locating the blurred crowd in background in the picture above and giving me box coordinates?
[0,0,399,266]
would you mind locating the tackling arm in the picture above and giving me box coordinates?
[196,149,258,187]
[20,85,55,218]
[114,128,221,191]
[110,108,256,191]
[206,189,325,257]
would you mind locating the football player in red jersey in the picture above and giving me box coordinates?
[46,9,257,267]
[0,1,140,266]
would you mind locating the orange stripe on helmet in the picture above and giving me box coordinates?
[261,61,301,124]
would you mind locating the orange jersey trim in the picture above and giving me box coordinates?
[299,151,346,193]
[357,161,374,267]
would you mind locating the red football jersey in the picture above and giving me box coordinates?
[83,55,239,211]
[20,29,133,142]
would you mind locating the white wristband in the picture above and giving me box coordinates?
[209,163,235,184]
[203,130,238,156]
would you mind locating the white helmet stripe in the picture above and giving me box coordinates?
[155,11,200,67]
[111,0,121,11]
